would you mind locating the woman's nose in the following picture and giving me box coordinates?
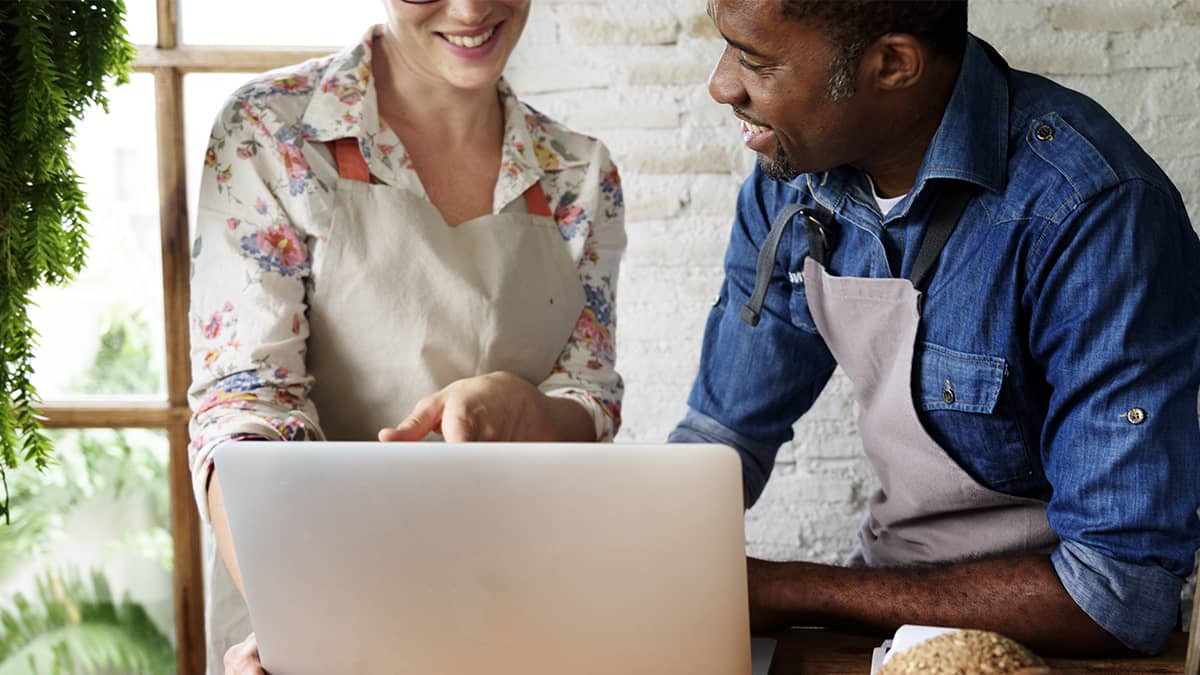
[707,47,746,106]
[445,0,495,25]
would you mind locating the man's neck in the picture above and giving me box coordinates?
[856,57,963,198]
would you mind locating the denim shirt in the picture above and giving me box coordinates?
[671,36,1200,654]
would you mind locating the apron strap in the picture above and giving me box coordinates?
[331,137,371,183]
[739,179,974,327]
[802,204,837,268]
[740,203,805,326]
[524,181,553,217]
[908,183,975,290]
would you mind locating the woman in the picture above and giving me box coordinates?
[187,1,625,671]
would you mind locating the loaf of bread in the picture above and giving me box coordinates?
[877,629,1050,674]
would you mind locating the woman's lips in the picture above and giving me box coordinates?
[437,22,503,59]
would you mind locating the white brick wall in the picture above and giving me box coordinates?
[508,1,1200,563]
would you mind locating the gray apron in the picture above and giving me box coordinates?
[742,186,1056,569]
[206,136,584,671]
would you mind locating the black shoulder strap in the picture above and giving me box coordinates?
[739,204,803,327]
[908,183,975,290]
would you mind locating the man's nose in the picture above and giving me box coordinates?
[707,47,745,106]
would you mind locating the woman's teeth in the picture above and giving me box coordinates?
[444,28,495,48]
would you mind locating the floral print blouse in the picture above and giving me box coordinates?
[188,26,626,520]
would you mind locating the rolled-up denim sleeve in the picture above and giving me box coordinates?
[1052,539,1185,654]
[1030,179,1200,653]
[670,167,837,506]
[669,407,782,504]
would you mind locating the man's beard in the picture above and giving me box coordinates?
[760,138,801,182]
[756,54,855,184]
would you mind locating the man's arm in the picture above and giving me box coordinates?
[670,167,837,505]
[748,555,1128,656]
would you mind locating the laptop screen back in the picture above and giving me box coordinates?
[215,441,751,675]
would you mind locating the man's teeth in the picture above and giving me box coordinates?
[742,120,770,135]
[445,28,494,48]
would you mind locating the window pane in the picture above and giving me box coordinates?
[0,429,176,672]
[124,0,158,45]
[180,0,381,47]
[185,73,261,239]
[29,74,166,400]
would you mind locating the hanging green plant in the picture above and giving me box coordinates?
[0,1,138,524]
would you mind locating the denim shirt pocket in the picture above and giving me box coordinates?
[913,342,1036,489]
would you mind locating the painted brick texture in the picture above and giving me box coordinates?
[507,1,1200,563]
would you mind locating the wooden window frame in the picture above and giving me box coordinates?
[35,0,331,671]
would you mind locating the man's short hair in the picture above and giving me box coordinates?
[781,0,968,100]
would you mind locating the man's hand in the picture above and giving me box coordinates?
[377,371,594,442]
[224,633,266,675]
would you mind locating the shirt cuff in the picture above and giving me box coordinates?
[188,412,323,523]
[541,387,616,442]
[668,407,779,507]
[1052,538,1183,654]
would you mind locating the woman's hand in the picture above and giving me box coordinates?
[224,633,267,675]
[377,371,594,442]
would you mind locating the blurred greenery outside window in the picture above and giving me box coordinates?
[1,4,385,670]
[0,307,175,671]
[1,70,174,671]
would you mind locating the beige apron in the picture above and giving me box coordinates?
[206,136,584,670]
[743,187,1056,569]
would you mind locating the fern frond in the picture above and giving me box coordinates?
[0,0,136,521]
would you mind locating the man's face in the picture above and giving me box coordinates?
[707,0,877,180]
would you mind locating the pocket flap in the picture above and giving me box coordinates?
[915,342,1007,414]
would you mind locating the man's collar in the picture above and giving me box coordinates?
[914,34,1010,195]
[807,34,1011,212]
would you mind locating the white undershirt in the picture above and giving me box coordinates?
[871,180,907,219]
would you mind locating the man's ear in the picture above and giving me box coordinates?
[860,33,926,92]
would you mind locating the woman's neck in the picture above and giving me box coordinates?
[372,34,504,150]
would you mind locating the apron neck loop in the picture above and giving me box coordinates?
[329,136,554,220]
[524,182,553,217]
[740,202,814,326]
[331,137,371,183]
[802,204,837,268]
[908,183,976,291]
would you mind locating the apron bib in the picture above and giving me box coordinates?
[308,137,585,439]
[741,187,1056,569]
[206,136,584,670]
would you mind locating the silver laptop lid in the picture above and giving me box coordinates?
[215,441,751,675]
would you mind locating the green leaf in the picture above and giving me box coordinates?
[0,570,175,674]
[0,0,137,521]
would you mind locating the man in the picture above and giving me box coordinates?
[670,0,1200,656]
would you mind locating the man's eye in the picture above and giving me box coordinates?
[737,55,765,71]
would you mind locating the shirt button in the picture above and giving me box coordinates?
[1122,407,1147,425]
[942,382,955,404]
[1035,124,1055,141]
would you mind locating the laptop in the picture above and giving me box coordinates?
[215,441,757,675]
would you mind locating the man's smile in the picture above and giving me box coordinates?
[736,112,776,151]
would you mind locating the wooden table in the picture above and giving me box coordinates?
[768,629,1188,674]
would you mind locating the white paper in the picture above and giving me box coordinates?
[870,624,961,672]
